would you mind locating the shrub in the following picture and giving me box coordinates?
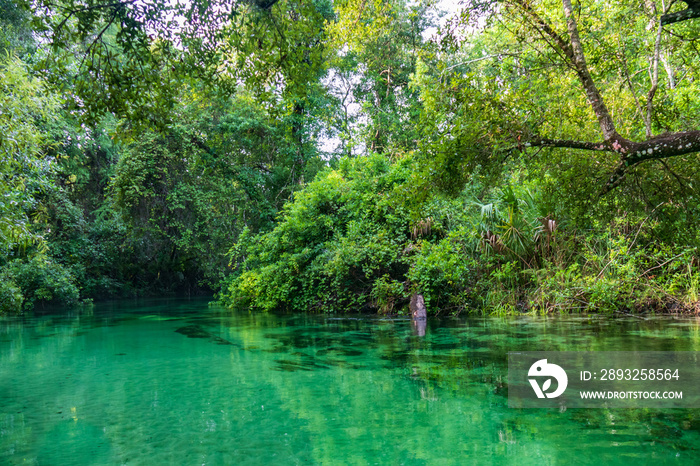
[1,256,79,310]
[0,278,23,314]
[220,154,417,312]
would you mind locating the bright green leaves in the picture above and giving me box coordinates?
[222,154,418,311]
[0,256,79,312]
[30,0,336,127]
[324,0,436,155]
[219,153,543,314]
[415,0,700,224]
[217,0,332,101]
[0,57,60,165]
[0,57,61,261]
[472,185,544,263]
[328,0,399,52]
[31,0,181,127]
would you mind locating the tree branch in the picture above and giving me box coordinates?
[600,130,700,194]
[513,0,621,142]
[561,0,619,141]
[524,131,700,161]
[54,0,138,39]
[661,1,700,25]
[524,138,611,151]
[518,130,700,195]
[509,0,700,195]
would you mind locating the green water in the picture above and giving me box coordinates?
[1,298,700,465]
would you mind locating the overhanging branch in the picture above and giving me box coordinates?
[525,138,610,151]
[531,131,700,159]
[507,0,700,196]
[521,131,700,195]
[661,1,700,25]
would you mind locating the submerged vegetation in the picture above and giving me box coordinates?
[1,0,700,315]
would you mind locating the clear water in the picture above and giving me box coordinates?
[1,298,700,465]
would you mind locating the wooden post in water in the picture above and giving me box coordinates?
[410,293,427,336]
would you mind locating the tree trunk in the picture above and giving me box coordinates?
[409,293,427,336]
[409,293,427,320]
[511,0,700,195]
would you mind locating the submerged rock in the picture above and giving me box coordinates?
[175,325,234,345]
[175,325,210,338]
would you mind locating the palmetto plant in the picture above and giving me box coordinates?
[473,185,551,267]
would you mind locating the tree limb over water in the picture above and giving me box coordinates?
[509,0,700,195]
[661,1,700,25]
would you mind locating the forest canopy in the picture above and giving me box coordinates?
[1,0,699,315]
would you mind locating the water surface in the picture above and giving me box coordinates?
[1,298,699,465]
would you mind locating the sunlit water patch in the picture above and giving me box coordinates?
[1,298,699,464]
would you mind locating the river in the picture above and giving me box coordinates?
[1,298,699,464]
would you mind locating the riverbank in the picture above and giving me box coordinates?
[218,155,700,317]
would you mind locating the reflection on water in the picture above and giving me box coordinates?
[1,298,699,465]
[412,318,427,336]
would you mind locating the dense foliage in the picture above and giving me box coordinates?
[1,0,699,315]
[222,153,700,314]
[222,155,417,312]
